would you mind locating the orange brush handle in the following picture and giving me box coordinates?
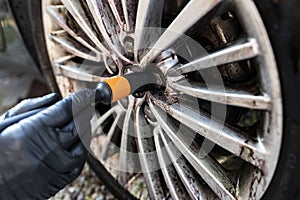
[104,76,131,102]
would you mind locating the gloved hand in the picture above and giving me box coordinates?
[0,89,94,200]
[0,93,60,121]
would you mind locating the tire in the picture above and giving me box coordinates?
[253,0,300,199]
[8,0,60,93]
[13,0,300,199]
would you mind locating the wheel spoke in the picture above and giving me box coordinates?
[134,0,164,61]
[92,106,121,137]
[154,127,188,200]
[54,62,110,82]
[118,96,139,185]
[121,0,130,31]
[169,79,271,110]
[54,55,76,64]
[149,101,236,199]
[86,0,131,63]
[141,0,222,64]
[108,0,126,30]
[170,39,260,74]
[154,127,189,200]
[134,100,165,199]
[50,32,101,62]
[61,0,110,54]
[149,98,268,171]
[121,0,138,31]
[158,128,218,200]
[46,6,102,56]
[101,113,124,160]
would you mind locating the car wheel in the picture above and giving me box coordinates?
[38,0,300,199]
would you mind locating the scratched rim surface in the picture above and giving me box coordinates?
[42,0,283,199]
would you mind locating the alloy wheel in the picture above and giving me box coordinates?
[42,0,283,199]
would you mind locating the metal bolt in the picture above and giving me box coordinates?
[105,57,118,73]
[123,36,134,54]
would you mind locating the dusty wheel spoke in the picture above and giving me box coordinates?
[134,100,165,199]
[86,0,130,63]
[154,127,189,200]
[118,96,139,185]
[46,6,102,56]
[150,98,267,170]
[54,62,110,82]
[92,106,121,137]
[149,101,236,200]
[121,0,130,31]
[169,79,271,110]
[158,128,218,200]
[108,0,126,30]
[54,55,76,64]
[134,0,164,61]
[121,0,138,31]
[50,32,101,62]
[60,0,110,54]
[170,39,260,74]
[101,113,124,160]
[141,0,223,64]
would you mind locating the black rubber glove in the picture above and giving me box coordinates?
[0,93,60,120]
[0,89,94,200]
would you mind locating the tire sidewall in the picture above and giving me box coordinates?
[253,0,300,199]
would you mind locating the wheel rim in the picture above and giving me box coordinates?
[42,0,283,199]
